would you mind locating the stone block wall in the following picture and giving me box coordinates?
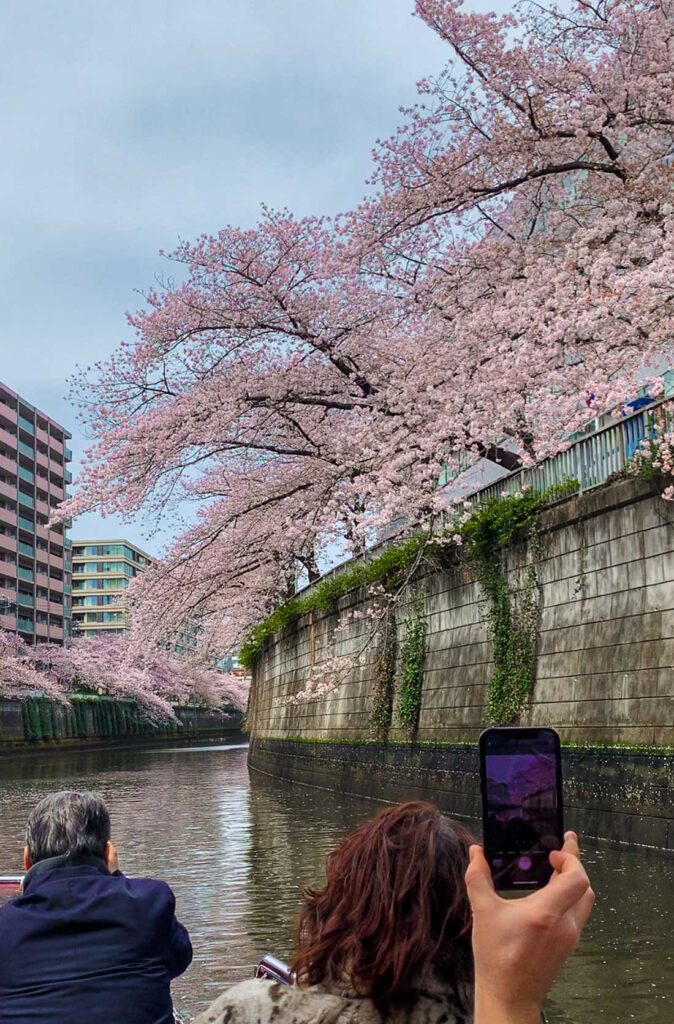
[248,478,674,746]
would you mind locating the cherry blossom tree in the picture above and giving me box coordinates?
[0,632,67,703]
[0,631,249,721]
[61,0,674,653]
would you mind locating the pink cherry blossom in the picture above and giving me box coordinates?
[57,1,674,652]
[0,631,249,722]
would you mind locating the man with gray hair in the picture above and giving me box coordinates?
[0,790,192,1023]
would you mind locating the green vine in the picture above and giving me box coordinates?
[239,533,427,669]
[396,594,426,734]
[240,478,578,677]
[369,612,397,739]
[462,481,577,724]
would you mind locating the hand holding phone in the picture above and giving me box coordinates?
[479,727,564,891]
[466,830,595,1024]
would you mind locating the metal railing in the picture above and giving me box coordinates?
[465,400,672,506]
[297,400,672,595]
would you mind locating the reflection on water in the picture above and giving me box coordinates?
[0,744,671,1022]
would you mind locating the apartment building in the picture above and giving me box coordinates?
[0,381,73,643]
[71,540,152,637]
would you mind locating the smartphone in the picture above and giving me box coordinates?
[479,726,564,891]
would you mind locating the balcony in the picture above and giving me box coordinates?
[17,592,34,608]
[0,583,16,603]
[35,596,49,612]
[18,515,34,533]
[1,561,17,579]
[0,507,16,528]
[18,416,34,435]
[35,426,49,447]
[17,541,34,558]
[0,535,17,554]
[49,435,64,456]
[36,498,49,517]
[50,553,64,571]
[64,537,72,549]
[0,428,17,452]
[17,566,34,582]
[35,572,50,589]
[0,400,17,424]
[18,493,35,510]
[35,450,49,470]
[17,616,34,633]
[64,446,72,462]
[18,440,34,459]
[35,622,49,639]
[50,482,64,500]
[0,453,16,476]
[18,466,34,485]
[0,612,16,630]
[0,480,15,502]
[48,575,64,593]
[49,625,64,640]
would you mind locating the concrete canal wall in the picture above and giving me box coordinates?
[248,478,674,848]
[249,737,673,850]
[0,696,243,753]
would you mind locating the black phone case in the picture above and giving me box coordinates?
[479,726,564,891]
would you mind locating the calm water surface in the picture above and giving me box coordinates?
[0,743,671,1022]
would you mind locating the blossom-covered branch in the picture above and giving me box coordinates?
[60,1,674,652]
[0,632,249,722]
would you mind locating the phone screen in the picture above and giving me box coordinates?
[480,727,564,891]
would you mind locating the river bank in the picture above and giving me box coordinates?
[248,737,674,850]
[0,696,243,754]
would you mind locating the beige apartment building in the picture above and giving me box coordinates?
[72,539,197,653]
[71,540,152,637]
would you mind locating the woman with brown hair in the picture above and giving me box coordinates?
[195,801,475,1024]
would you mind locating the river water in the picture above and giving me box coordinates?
[0,742,671,1022]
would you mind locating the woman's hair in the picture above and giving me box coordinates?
[293,801,474,1012]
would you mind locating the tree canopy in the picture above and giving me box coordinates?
[62,1,674,652]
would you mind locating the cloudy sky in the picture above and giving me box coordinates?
[0,0,505,553]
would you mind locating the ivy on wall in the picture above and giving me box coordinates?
[396,594,427,734]
[462,482,576,724]
[18,696,177,743]
[242,478,578,729]
[369,612,397,739]
[239,534,427,670]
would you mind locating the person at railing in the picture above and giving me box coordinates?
[0,790,192,1024]
[194,801,593,1024]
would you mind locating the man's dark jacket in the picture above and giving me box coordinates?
[0,853,192,1023]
